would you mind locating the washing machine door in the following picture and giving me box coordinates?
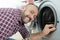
[37,1,57,30]
[35,1,60,40]
[38,7,55,30]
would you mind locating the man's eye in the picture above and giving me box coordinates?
[30,11,34,14]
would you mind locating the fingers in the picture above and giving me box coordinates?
[46,24,55,28]
[49,27,56,31]
[45,24,56,31]
[42,24,56,35]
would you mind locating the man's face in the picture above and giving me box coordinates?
[22,5,38,24]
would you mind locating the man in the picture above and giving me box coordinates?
[0,3,55,40]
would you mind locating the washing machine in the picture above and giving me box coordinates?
[30,0,60,40]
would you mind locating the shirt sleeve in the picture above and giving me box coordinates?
[19,24,29,39]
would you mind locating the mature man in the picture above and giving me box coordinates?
[0,3,55,40]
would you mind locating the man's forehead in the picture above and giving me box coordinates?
[26,4,38,12]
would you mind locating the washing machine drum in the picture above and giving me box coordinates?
[37,7,55,30]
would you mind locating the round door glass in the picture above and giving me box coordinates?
[37,7,55,30]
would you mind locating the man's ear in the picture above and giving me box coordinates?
[21,6,26,12]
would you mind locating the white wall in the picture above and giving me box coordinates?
[0,0,28,8]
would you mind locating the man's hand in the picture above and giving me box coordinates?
[29,24,56,40]
[42,24,56,36]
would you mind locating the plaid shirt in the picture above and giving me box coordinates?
[0,8,29,40]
